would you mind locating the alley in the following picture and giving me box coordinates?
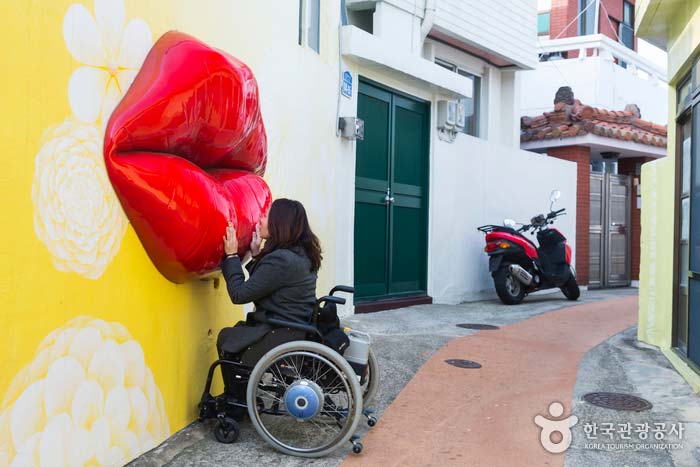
[125,288,700,466]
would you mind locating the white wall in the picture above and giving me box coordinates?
[434,0,538,69]
[428,136,578,304]
[519,57,668,124]
[373,1,422,54]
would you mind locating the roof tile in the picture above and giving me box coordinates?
[520,89,667,148]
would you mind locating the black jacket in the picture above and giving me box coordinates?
[221,247,317,324]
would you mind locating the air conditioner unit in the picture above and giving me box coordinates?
[455,100,466,130]
[437,100,456,130]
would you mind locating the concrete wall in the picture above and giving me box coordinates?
[428,136,578,304]
[637,0,700,392]
[0,1,349,465]
[519,56,668,124]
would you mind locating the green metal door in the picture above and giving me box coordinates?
[354,80,430,301]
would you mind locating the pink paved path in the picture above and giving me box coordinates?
[343,296,638,467]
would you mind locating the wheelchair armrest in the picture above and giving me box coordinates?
[330,285,355,296]
[263,317,323,338]
[318,295,346,306]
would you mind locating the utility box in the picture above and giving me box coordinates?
[339,117,365,140]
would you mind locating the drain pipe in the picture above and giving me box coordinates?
[420,0,436,45]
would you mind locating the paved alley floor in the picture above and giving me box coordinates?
[128,288,700,466]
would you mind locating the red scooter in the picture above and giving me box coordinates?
[476,190,580,305]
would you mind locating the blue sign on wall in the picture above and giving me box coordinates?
[341,71,352,98]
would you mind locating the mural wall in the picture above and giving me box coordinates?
[0,1,345,465]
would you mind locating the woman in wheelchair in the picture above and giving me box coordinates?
[200,198,379,457]
[220,197,321,326]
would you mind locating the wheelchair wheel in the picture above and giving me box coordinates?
[246,341,362,458]
[361,347,380,407]
[214,417,240,444]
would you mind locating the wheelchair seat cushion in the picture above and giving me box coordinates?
[217,322,272,356]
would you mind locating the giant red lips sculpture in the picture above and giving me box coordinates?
[104,31,272,283]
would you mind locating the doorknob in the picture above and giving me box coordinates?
[384,188,395,205]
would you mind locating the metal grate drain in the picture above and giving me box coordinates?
[582,392,653,412]
[456,323,500,330]
[445,359,482,369]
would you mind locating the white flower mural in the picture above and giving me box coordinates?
[0,316,170,467]
[32,0,153,279]
[32,119,128,279]
[63,0,152,125]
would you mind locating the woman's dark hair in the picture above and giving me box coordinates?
[259,198,322,272]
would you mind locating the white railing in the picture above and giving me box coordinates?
[536,34,667,84]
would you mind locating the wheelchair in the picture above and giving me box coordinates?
[198,285,380,458]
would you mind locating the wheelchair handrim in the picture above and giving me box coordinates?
[247,343,362,457]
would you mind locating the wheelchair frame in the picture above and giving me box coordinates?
[198,285,378,457]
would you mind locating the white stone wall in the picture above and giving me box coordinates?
[428,135,578,304]
[519,57,668,124]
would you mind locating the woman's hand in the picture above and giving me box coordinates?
[250,222,262,257]
[223,222,238,255]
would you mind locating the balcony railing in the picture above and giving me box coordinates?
[536,34,667,84]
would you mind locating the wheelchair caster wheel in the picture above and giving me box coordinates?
[214,417,240,444]
[367,415,377,427]
[350,435,363,454]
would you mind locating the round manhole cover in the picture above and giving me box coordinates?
[456,323,500,330]
[582,392,653,412]
[445,359,482,369]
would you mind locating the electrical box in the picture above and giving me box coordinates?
[339,117,364,140]
[437,100,456,130]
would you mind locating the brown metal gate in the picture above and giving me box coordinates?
[589,173,631,288]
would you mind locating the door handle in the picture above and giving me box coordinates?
[383,188,395,205]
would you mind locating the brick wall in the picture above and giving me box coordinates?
[549,0,637,53]
[547,146,591,284]
[618,156,653,281]
[549,0,578,39]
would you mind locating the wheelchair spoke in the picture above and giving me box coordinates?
[249,348,359,455]
[258,388,283,404]
[269,363,290,389]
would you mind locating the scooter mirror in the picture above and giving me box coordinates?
[503,219,516,228]
[549,189,561,211]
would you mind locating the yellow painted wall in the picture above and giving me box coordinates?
[0,1,344,465]
[637,0,700,392]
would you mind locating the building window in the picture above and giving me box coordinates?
[538,12,550,36]
[674,69,700,367]
[435,59,481,137]
[578,0,596,36]
[620,1,634,50]
[298,0,320,53]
